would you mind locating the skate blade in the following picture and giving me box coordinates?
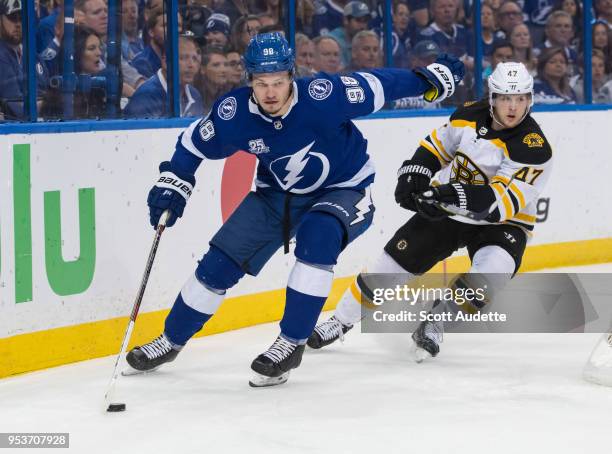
[249,371,290,388]
[121,365,160,376]
[411,343,433,364]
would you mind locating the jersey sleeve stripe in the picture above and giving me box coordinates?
[508,190,521,215]
[450,119,477,129]
[180,118,207,159]
[357,72,385,112]
[431,129,453,162]
[492,175,526,209]
[491,181,514,219]
[513,212,536,223]
[490,138,510,158]
[419,139,447,165]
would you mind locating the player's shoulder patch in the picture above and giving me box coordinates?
[217,96,238,120]
[506,118,552,165]
[308,78,334,100]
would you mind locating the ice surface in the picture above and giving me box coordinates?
[1,265,611,454]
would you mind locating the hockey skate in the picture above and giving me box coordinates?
[123,334,180,375]
[307,316,353,349]
[249,336,305,387]
[411,317,443,363]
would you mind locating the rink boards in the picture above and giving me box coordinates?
[1,109,611,377]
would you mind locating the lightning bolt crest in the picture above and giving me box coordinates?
[283,141,315,188]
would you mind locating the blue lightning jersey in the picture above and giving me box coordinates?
[170,69,430,195]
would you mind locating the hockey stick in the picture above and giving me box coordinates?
[416,175,517,222]
[103,210,171,412]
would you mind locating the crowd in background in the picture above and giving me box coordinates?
[1,0,611,121]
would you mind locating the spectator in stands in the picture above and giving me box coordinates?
[496,0,524,38]
[592,20,612,72]
[40,26,108,119]
[214,0,249,25]
[124,35,203,118]
[328,1,371,69]
[571,49,612,103]
[230,15,261,54]
[409,0,430,28]
[382,0,416,68]
[295,33,315,76]
[256,13,276,27]
[121,0,143,61]
[594,0,612,27]
[481,2,505,58]
[510,23,538,75]
[482,40,514,80]
[259,23,284,34]
[312,0,349,36]
[131,9,165,79]
[539,10,577,73]
[195,45,228,113]
[296,0,316,37]
[204,13,230,48]
[144,0,162,23]
[523,0,554,45]
[390,40,443,110]
[348,29,381,71]
[37,0,62,55]
[534,46,576,103]
[417,0,471,67]
[251,0,281,24]
[225,48,244,89]
[312,35,343,73]
[553,0,582,39]
[75,0,108,40]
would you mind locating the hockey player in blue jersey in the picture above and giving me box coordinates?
[126,32,464,387]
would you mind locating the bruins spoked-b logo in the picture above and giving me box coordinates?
[396,239,408,250]
[450,152,488,185]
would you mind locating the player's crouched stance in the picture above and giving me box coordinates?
[125,32,464,386]
[309,62,553,362]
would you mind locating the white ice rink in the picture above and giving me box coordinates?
[1,264,611,454]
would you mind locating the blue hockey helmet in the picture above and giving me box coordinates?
[243,32,295,76]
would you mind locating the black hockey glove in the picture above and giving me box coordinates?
[414,182,466,221]
[394,161,434,211]
[147,161,196,228]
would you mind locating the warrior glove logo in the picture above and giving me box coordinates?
[308,79,333,100]
[269,141,330,194]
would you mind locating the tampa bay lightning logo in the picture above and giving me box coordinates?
[308,79,333,100]
[218,97,237,120]
[269,142,330,194]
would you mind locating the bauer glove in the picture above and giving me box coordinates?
[414,54,465,103]
[147,161,196,228]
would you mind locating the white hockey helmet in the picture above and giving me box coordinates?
[488,62,534,107]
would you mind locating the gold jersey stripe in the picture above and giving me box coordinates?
[490,138,510,158]
[514,212,537,223]
[450,119,477,129]
[420,139,447,165]
[431,129,453,162]
[491,181,514,218]
[350,280,377,309]
[492,176,526,209]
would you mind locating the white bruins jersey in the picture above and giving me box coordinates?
[421,100,553,233]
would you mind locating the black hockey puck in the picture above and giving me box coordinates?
[107,403,126,412]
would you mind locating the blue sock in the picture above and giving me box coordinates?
[280,287,327,343]
[164,293,212,347]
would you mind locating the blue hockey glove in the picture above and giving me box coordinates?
[414,183,466,221]
[414,54,465,103]
[147,161,196,228]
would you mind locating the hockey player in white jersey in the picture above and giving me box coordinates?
[309,62,554,361]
